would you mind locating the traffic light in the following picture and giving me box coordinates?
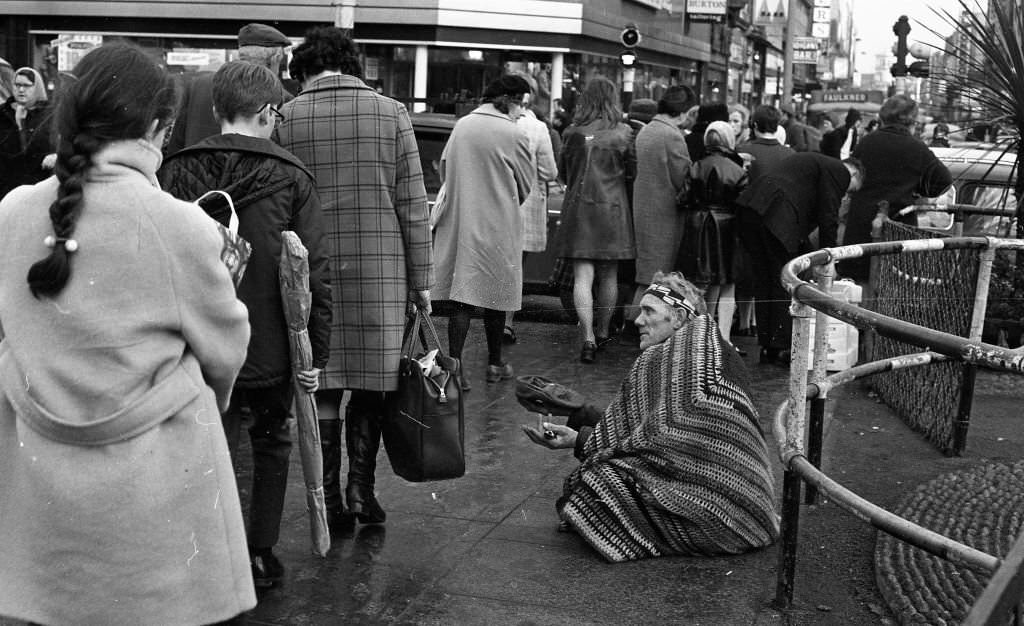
[908,61,929,78]
[620,23,641,48]
[619,49,638,67]
[891,15,910,77]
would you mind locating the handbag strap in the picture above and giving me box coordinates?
[400,306,448,358]
[194,190,240,233]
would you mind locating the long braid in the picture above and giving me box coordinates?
[26,130,94,298]
[23,42,177,299]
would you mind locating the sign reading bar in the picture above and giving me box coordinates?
[793,49,818,64]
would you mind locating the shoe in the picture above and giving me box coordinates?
[759,347,777,365]
[502,325,517,344]
[580,341,597,363]
[486,362,514,382]
[733,345,747,357]
[595,335,615,350]
[514,375,586,416]
[775,349,792,365]
[251,549,284,588]
[346,483,386,524]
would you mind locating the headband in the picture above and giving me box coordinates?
[644,283,696,318]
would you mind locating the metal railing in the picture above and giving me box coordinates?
[773,235,1024,622]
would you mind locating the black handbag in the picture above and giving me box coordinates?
[383,307,465,482]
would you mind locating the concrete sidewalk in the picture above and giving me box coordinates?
[239,315,1021,625]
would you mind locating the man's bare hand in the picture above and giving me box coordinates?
[522,422,577,450]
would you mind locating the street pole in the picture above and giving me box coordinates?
[781,0,799,107]
[334,0,356,34]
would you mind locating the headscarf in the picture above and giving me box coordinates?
[704,120,736,151]
[0,58,13,102]
[14,67,48,107]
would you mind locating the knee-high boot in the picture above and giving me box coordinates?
[344,400,386,524]
[319,419,353,532]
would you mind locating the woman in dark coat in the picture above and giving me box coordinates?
[841,95,952,282]
[681,121,748,346]
[0,67,53,200]
[557,77,636,364]
[685,102,729,162]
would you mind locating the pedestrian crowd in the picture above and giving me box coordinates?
[0,24,952,625]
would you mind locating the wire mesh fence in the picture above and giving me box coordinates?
[869,221,981,453]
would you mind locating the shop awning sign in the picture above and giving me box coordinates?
[688,0,727,21]
[54,34,102,72]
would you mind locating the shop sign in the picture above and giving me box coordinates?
[792,37,818,65]
[812,22,830,38]
[629,0,674,10]
[53,34,102,72]
[688,0,727,17]
[166,52,210,66]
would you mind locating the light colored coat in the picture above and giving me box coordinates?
[517,110,557,253]
[632,115,691,283]
[0,140,255,625]
[433,103,532,311]
[274,74,433,392]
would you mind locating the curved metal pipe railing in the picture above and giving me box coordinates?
[771,235,1024,613]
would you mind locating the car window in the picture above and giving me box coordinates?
[414,128,449,195]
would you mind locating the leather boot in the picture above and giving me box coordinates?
[319,419,353,533]
[344,401,386,524]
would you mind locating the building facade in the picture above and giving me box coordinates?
[0,0,736,116]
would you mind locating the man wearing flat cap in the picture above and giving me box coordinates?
[164,23,292,156]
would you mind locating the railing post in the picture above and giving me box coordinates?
[774,292,814,608]
[805,263,834,504]
[953,246,996,455]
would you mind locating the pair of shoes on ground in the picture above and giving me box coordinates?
[759,347,791,366]
[251,548,285,589]
[486,362,514,383]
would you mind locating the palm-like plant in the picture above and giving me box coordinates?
[930,0,1022,204]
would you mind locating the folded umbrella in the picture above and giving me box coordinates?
[279,230,330,557]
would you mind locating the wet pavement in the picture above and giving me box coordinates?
[234,302,1023,625]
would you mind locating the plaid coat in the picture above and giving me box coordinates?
[274,75,433,392]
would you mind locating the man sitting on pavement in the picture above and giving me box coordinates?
[522,271,779,562]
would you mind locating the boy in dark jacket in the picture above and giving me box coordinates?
[158,61,332,590]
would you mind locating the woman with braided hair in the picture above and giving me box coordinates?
[0,43,255,624]
[523,271,778,562]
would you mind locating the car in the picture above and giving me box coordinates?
[914,144,1017,237]
[410,112,566,296]
[916,144,1020,346]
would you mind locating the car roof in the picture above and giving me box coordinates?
[410,112,457,132]
[931,145,1018,184]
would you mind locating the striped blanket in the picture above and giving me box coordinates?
[560,315,780,562]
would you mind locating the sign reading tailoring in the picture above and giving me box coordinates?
[687,0,727,22]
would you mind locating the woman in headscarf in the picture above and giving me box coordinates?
[0,67,55,199]
[679,121,749,347]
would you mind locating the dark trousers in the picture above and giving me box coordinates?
[737,208,793,352]
[222,381,293,551]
